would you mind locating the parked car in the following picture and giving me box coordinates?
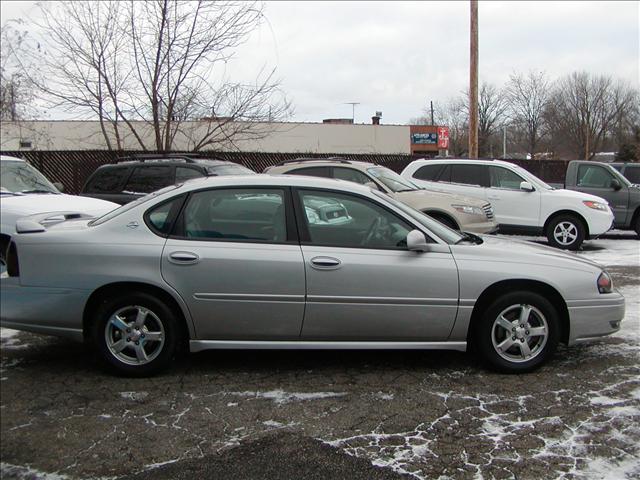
[401,159,615,250]
[81,154,255,205]
[0,155,118,267]
[610,162,640,185]
[265,158,497,234]
[563,160,640,236]
[1,175,624,376]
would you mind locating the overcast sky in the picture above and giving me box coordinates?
[2,1,638,124]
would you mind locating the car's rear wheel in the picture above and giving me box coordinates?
[546,214,585,250]
[92,292,178,376]
[475,291,560,373]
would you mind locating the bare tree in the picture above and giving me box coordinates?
[461,82,508,157]
[546,72,637,159]
[1,21,38,121]
[505,70,550,159]
[29,0,290,151]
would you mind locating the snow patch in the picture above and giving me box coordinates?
[228,389,347,405]
[0,328,20,339]
[0,463,72,480]
[119,391,149,401]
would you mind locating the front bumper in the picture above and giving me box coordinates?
[586,209,616,237]
[566,291,625,345]
[0,277,88,341]
[463,220,499,234]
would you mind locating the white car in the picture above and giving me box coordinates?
[402,159,615,250]
[0,155,118,266]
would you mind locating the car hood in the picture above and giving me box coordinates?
[452,234,605,273]
[0,193,118,234]
[395,189,487,207]
[549,187,608,204]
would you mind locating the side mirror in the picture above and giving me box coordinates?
[407,229,431,252]
[610,179,622,191]
[53,182,65,192]
[520,181,535,192]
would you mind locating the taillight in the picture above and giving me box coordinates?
[597,271,612,294]
[7,241,19,277]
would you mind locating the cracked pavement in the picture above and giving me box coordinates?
[1,237,639,479]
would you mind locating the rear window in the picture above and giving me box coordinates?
[83,167,130,193]
[90,185,181,226]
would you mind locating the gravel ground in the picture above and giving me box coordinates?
[1,236,638,480]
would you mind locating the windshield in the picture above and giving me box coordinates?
[89,184,181,226]
[207,164,255,176]
[0,160,59,194]
[372,190,464,244]
[367,167,419,192]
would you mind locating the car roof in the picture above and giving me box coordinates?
[175,172,373,194]
[266,158,377,172]
[410,158,515,167]
[0,155,26,163]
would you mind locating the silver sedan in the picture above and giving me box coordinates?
[0,175,625,376]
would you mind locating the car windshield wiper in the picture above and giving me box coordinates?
[455,231,484,245]
[20,189,57,194]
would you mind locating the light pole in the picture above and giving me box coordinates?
[469,0,479,159]
[503,125,507,158]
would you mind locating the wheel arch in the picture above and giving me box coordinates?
[466,279,570,346]
[543,210,590,237]
[83,282,193,347]
[421,209,460,230]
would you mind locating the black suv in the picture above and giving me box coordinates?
[81,154,255,205]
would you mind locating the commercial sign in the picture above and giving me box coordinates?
[437,127,450,149]
[411,132,437,145]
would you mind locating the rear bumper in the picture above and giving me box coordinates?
[567,292,625,345]
[0,277,88,341]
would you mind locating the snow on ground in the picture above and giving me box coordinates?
[226,390,347,405]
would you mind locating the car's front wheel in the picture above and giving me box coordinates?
[546,214,585,250]
[475,291,560,373]
[92,292,179,376]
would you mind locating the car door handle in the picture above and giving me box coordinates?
[310,256,341,270]
[168,251,200,264]
[487,195,500,200]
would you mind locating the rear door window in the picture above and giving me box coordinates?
[622,166,640,184]
[288,166,332,178]
[124,166,175,194]
[178,188,287,243]
[451,164,489,187]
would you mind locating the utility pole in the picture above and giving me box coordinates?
[469,0,479,159]
[503,125,507,158]
[430,100,434,125]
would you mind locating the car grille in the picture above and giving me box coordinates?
[482,203,494,220]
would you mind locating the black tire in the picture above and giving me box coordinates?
[426,213,459,230]
[474,291,560,373]
[634,215,640,238]
[0,235,9,270]
[546,214,585,250]
[92,292,179,376]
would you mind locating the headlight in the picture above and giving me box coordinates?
[583,200,609,211]
[451,204,484,215]
[597,271,613,294]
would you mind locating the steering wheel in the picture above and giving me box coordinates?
[361,217,383,246]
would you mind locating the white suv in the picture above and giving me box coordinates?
[402,159,614,250]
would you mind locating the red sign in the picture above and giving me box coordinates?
[437,126,449,149]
